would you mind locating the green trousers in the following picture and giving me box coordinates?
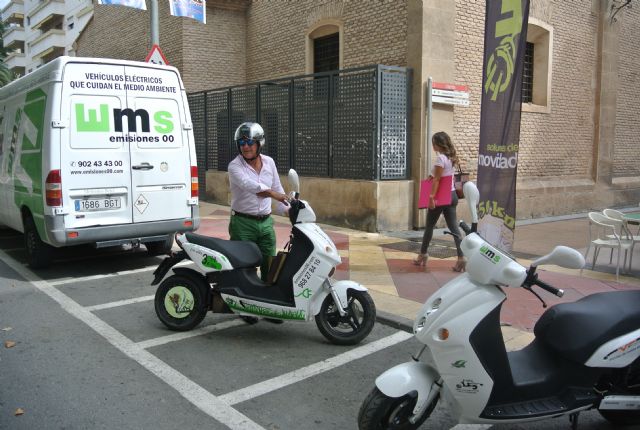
[228,215,275,282]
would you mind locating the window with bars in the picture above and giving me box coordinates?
[522,42,534,103]
[313,33,339,73]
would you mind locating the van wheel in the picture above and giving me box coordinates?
[24,217,53,269]
[147,234,174,256]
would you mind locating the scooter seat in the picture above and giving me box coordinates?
[184,233,262,269]
[534,290,640,364]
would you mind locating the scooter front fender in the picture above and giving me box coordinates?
[376,361,440,417]
[332,280,367,308]
[310,280,367,315]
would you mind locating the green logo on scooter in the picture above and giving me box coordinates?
[202,254,222,269]
[452,360,467,368]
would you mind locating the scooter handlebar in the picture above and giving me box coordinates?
[534,279,564,298]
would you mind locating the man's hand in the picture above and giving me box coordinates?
[257,190,288,203]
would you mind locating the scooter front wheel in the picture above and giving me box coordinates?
[315,289,375,345]
[357,387,438,430]
[154,274,208,331]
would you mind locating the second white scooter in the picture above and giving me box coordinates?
[358,182,640,429]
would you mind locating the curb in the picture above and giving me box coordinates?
[376,310,414,333]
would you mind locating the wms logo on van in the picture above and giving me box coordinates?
[74,104,174,133]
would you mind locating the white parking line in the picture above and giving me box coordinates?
[136,319,246,349]
[48,260,193,286]
[219,330,413,405]
[0,250,266,430]
[86,295,155,311]
[48,266,157,285]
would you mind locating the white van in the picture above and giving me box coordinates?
[0,57,200,268]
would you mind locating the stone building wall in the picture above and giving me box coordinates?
[453,0,600,180]
[521,0,598,179]
[76,2,246,92]
[614,4,640,178]
[245,0,407,83]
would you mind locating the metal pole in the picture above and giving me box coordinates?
[426,77,433,176]
[149,0,159,48]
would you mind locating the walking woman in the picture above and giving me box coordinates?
[414,131,466,272]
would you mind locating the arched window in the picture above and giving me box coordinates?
[306,22,343,74]
[522,18,553,113]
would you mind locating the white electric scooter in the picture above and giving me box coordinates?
[151,169,376,345]
[358,182,640,429]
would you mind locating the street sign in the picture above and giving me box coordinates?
[431,82,470,107]
[145,44,169,66]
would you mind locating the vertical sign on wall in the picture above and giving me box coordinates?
[476,0,530,251]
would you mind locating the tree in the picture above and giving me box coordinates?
[0,19,14,87]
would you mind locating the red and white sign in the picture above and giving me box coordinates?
[431,82,470,107]
[145,44,169,66]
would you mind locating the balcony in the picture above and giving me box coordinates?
[3,25,25,50]
[1,0,24,25]
[29,28,65,59]
[27,0,64,31]
[5,51,26,70]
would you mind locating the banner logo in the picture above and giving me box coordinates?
[484,0,523,101]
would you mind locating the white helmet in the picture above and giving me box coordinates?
[234,122,265,156]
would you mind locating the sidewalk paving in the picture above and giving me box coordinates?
[195,201,640,351]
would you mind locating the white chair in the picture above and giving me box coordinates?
[603,208,640,241]
[585,212,635,281]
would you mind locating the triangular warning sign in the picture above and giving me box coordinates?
[145,44,169,66]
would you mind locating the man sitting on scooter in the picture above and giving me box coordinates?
[228,122,289,289]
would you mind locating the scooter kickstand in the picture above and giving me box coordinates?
[569,411,580,430]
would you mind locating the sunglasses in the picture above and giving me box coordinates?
[237,137,256,146]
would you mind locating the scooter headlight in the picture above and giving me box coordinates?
[413,298,442,334]
[414,316,427,334]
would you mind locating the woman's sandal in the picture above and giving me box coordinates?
[452,259,466,272]
[413,253,427,266]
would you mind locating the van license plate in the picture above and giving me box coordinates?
[75,198,121,212]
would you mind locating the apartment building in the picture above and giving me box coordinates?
[1,0,93,77]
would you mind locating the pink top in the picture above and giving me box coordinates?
[433,153,455,191]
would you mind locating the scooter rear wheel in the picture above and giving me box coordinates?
[357,387,438,430]
[154,274,208,331]
[315,289,375,345]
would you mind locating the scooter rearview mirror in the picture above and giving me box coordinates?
[288,169,300,198]
[464,181,480,224]
[531,245,585,269]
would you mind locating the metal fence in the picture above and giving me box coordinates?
[188,65,411,192]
